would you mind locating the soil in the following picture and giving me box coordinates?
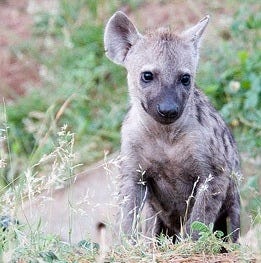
[0,0,40,100]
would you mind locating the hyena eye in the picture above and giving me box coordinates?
[180,74,191,86]
[141,71,154,83]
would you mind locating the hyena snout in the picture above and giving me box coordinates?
[157,102,179,119]
[145,97,183,125]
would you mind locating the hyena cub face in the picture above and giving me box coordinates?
[104,12,208,124]
[126,39,194,125]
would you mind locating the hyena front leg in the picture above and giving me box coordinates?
[142,203,162,239]
[227,183,240,242]
[118,172,147,240]
[186,174,230,240]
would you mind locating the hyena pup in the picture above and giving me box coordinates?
[104,11,241,242]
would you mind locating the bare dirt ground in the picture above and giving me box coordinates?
[0,0,40,100]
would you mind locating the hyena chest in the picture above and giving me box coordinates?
[141,146,198,226]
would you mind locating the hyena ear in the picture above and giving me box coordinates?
[104,11,141,65]
[181,15,210,49]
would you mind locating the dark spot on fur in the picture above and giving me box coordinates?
[221,130,228,154]
[221,129,225,138]
[213,127,218,138]
[212,193,223,202]
[224,143,228,154]
[211,164,218,176]
[212,194,219,200]
[133,143,144,153]
[226,127,235,146]
[209,111,219,124]
[194,89,200,97]
[141,101,148,113]
[196,105,203,126]
[206,205,212,213]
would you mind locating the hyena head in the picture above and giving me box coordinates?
[104,12,209,124]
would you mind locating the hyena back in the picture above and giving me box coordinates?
[104,11,241,242]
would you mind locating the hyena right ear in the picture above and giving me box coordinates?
[181,15,210,50]
[104,11,141,65]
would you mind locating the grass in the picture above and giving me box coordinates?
[0,0,260,262]
[0,205,252,263]
[0,217,256,262]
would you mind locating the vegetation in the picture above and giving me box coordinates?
[0,218,252,262]
[0,0,260,262]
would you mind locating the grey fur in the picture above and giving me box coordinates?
[104,11,241,242]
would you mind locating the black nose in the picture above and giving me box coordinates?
[157,103,179,118]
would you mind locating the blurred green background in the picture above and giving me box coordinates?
[0,0,260,230]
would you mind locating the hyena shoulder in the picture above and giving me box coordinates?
[193,87,240,172]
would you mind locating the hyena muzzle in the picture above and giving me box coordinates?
[104,11,241,243]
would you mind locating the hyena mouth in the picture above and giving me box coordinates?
[157,116,179,125]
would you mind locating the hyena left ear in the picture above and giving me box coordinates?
[181,15,210,49]
[104,11,141,66]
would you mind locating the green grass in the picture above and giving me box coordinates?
[0,0,260,262]
[0,215,252,262]
[0,219,256,262]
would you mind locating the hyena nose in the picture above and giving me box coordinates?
[157,103,179,118]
